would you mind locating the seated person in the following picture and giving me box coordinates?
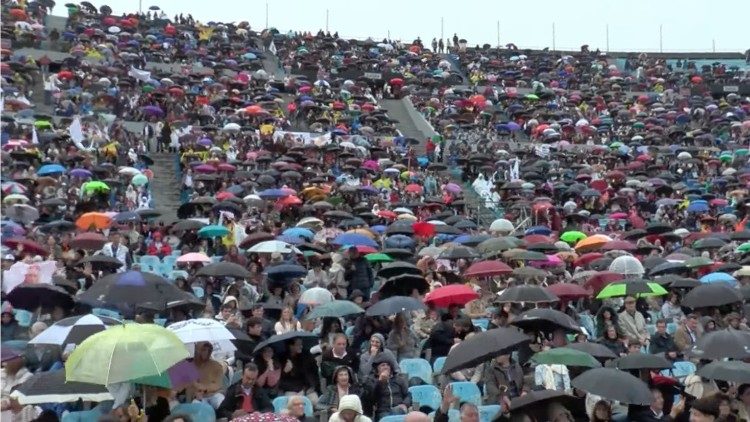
[363,360,411,420]
[187,342,226,409]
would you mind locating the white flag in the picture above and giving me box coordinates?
[268,40,277,55]
[510,158,520,181]
[128,66,151,83]
[69,116,91,151]
[31,126,39,145]
[534,144,550,158]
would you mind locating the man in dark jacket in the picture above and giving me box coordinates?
[364,360,412,420]
[234,317,266,366]
[344,247,374,298]
[429,318,473,362]
[218,364,273,420]
[649,319,679,360]
[321,333,359,381]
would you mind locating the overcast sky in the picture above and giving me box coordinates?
[55,0,749,53]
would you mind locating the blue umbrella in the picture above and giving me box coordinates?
[267,264,307,280]
[257,189,289,199]
[282,227,314,240]
[37,164,66,176]
[332,233,379,248]
[275,234,304,245]
[370,225,387,234]
[700,272,737,285]
[687,202,710,213]
[114,211,141,223]
[385,235,414,249]
[525,226,552,236]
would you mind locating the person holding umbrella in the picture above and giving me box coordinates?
[482,353,525,406]
[344,247,375,299]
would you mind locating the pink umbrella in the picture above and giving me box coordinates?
[530,255,563,268]
[176,252,211,263]
[363,160,379,171]
[217,163,236,172]
[444,183,462,194]
[609,212,628,220]
[194,164,216,173]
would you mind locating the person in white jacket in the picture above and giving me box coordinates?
[327,394,372,422]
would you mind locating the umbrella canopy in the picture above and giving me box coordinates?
[596,280,668,299]
[531,347,601,368]
[299,287,335,305]
[65,323,189,385]
[166,318,237,350]
[377,261,421,278]
[571,368,652,405]
[497,285,559,303]
[615,353,672,370]
[691,329,750,360]
[441,327,530,374]
[29,314,121,347]
[425,284,479,307]
[464,260,513,278]
[682,283,743,308]
[365,296,426,316]
[566,342,618,360]
[78,271,186,311]
[511,308,581,334]
[695,361,750,384]
[546,283,590,300]
[10,369,113,405]
[303,300,364,320]
[509,389,574,414]
[252,331,319,355]
[196,262,251,278]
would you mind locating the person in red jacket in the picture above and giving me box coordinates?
[147,232,172,258]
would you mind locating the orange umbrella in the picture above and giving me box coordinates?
[75,212,112,230]
[574,234,613,252]
[245,105,265,115]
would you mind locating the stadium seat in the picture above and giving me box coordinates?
[192,286,205,298]
[62,409,103,422]
[170,270,189,281]
[157,262,174,277]
[170,402,216,422]
[433,356,446,374]
[154,318,167,327]
[13,309,33,327]
[162,255,177,267]
[448,381,482,406]
[646,324,656,336]
[479,405,502,422]
[472,318,489,331]
[409,385,442,411]
[211,255,223,264]
[2,340,28,350]
[139,255,160,268]
[380,416,406,422]
[428,410,460,422]
[667,322,677,335]
[272,396,313,416]
[400,358,433,384]
[661,361,696,380]
[92,308,122,320]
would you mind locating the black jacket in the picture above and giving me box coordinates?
[649,332,678,355]
[279,353,320,393]
[321,349,359,381]
[218,382,273,419]
[364,374,411,415]
[429,321,456,359]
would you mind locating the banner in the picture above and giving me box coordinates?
[128,66,151,83]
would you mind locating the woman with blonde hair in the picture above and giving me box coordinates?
[275,306,302,334]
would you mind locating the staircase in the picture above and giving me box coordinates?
[148,153,182,222]
[379,98,438,155]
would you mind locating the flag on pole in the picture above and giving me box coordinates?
[31,126,39,145]
[510,157,520,181]
[534,144,550,158]
[268,40,277,55]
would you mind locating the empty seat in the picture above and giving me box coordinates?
[399,358,433,384]
[667,322,677,334]
[472,318,489,331]
[479,405,502,422]
[139,255,160,268]
[170,402,216,422]
[409,385,441,411]
[433,356,446,374]
[448,381,482,406]
[379,416,406,422]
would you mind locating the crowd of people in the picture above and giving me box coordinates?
[2,1,750,422]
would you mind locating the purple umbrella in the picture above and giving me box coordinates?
[194,164,217,174]
[507,122,521,131]
[197,137,213,147]
[444,183,462,194]
[69,168,93,178]
[142,105,164,116]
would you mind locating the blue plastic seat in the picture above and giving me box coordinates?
[61,409,103,422]
[139,255,160,268]
[479,405,502,422]
[13,309,33,327]
[472,318,489,331]
[661,361,696,380]
[433,356,446,374]
[210,255,223,264]
[272,396,313,416]
[162,255,177,267]
[157,262,174,277]
[170,402,216,422]
[449,381,482,406]
[2,340,28,350]
[409,385,441,411]
[646,324,656,336]
[92,308,122,320]
[400,358,433,384]
[170,270,189,281]
[380,416,406,422]
[667,322,677,335]
[192,286,205,298]
[154,318,167,327]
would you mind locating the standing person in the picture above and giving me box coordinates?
[344,247,374,299]
[159,121,172,153]
[101,231,130,272]
[618,296,649,346]
[438,38,444,53]
[431,37,438,52]
[143,122,156,152]
[674,313,702,354]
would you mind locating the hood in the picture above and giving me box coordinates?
[331,365,355,384]
[337,394,363,414]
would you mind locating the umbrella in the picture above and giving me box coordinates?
[596,281,668,299]
[78,255,123,271]
[365,296,426,316]
[511,308,581,334]
[65,323,189,385]
[695,361,750,384]
[75,212,112,230]
[464,260,513,278]
[197,224,230,238]
[560,231,587,244]
[167,318,237,353]
[10,370,112,405]
[196,262,251,278]
[4,204,39,224]
[379,274,430,298]
[510,389,574,414]
[364,253,393,263]
[496,285,559,303]
[682,283,743,308]
[7,284,74,311]
[70,232,107,250]
[331,233,379,248]
[247,240,297,254]
[77,271,186,311]
[608,255,645,277]
[546,283,590,300]
[176,252,211,263]
[700,272,737,285]
[1,237,48,256]
[441,327,530,374]
[531,347,601,368]
[299,287,335,305]
[131,360,200,390]
[438,246,479,260]
[29,314,121,347]
[691,329,750,360]
[377,261,421,278]
[566,342,618,360]
[267,264,307,280]
[615,353,672,370]
[425,284,479,307]
[252,331,319,355]
[571,368,652,405]
[574,234,612,251]
[303,300,364,320]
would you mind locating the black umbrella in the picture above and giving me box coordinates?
[441,327,530,374]
[438,246,479,260]
[78,254,123,271]
[365,296,426,316]
[654,275,700,289]
[646,222,673,234]
[380,248,413,259]
[682,283,743,308]
[649,261,687,276]
[571,368,652,405]
[7,284,74,311]
[138,154,154,165]
[614,353,672,370]
[691,329,750,360]
[252,331,318,354]
[196,262,252,279]
[566,342,618,360]
[496,285,559,303]
[695,361,750,384]
[509,389,574,414]
[379,273,429,298]
[377,261,421,279]
[171,219,207,233]
[511,308,581,334]
[10,369,112,405]
[77,271,185,311]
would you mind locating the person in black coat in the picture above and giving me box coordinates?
[429,318,473,362]
[363,358,411,419]
[278,338,320,398]
[649,319,679,359]
[234,317,267,366]
[218,364,273,420]
[321,333,359,381]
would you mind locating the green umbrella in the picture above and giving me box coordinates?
[596,281,668,299]
[736,242,750,253]
[531,347,601,368]
[560,231,587,244]
[131,174,149,186]
[197,225,230,238]
[684,256,714,268]
[65,324,189,385]
[365,253,393,263]
[34,120,53,129]
[142,85,155,93]
[609,141,623,149]
[304,300,364,320]
[736,149,749,157]
[82,181,110,194]
[525,94,539,101]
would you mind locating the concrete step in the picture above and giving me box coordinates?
[379,98,439,156]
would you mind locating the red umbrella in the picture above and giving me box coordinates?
[70,232,107,250]
[215,191,236,201]
[352,245,377,254]
[600,240,636,252]
[277,196,302,207]
[585,271,625,295]
[524,234,551,244]
[2,238,48,256]
[405,184,423,194]
[464,260,513,278]
[546,283,590,300]
[573,252,604,267]
[377,210,397,219]
[58,70,74,80]
[412,222,435,238]
[425,284,479,307]
[389,78,404,86]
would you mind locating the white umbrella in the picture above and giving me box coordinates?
[5,204,39,224]
[29,314,121,347]
[107,26,121,34]
[490,218,514,233]
[223,122,241,132]
[248,240,296,254]
[608,255,645,277]
[299,287,334,306]
[418,246,445,257]
[167,319,237,357]
[118,166,142,176]
[296,217,324,229]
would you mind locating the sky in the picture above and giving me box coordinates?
[53,0,750,53]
